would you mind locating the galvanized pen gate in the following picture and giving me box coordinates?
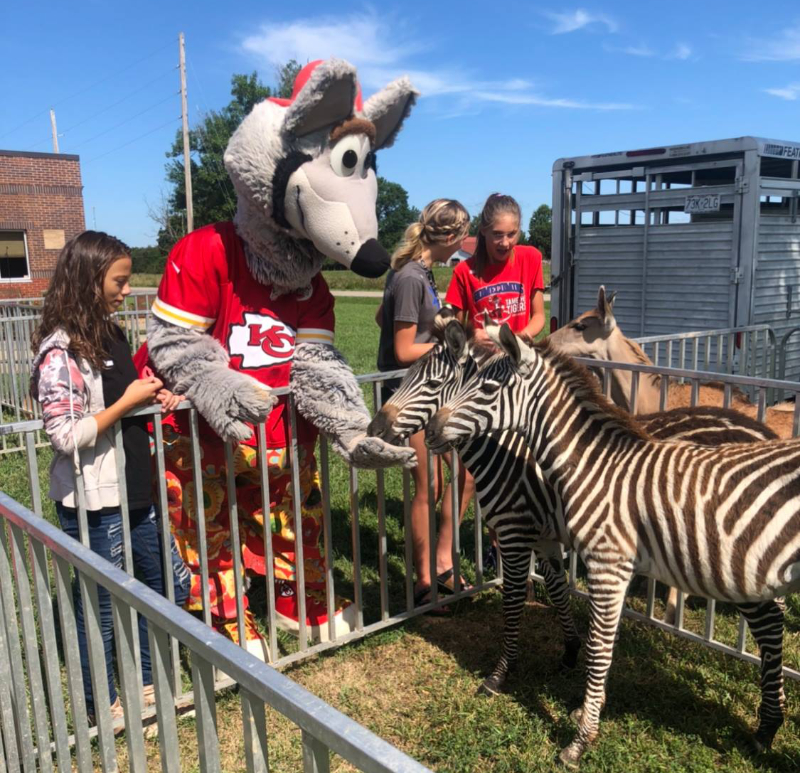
[2,292,800,769]
[550,136,800,386]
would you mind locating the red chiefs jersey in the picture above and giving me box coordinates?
[444,245,544,332]
[149,222,335,448]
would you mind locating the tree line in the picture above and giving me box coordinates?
[134,65,551,274]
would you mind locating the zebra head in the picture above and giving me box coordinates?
[368,318,473,444]
[425,319,542,454]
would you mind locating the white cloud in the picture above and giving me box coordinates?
[742,23,800,61]
[359,66,535,98]
[544,8,619,34]
[765,83,800,100]
[471,91,634,109]
[239,11,635,111]
[669,43,692,60]
[605,43,655,57]
[240,11,416,67]
[605,41,693,59]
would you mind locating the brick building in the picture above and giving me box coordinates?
[0,150,86,299]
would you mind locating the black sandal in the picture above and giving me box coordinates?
[436,568,474,595]
[413,585,451,616]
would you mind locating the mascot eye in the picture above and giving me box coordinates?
[330,134,369,178]
[343,150,358,170]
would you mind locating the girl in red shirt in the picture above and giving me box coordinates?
[445,193,545,342]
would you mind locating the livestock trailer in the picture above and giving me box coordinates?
[550,137,800,382]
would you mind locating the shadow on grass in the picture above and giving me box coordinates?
[408,592,799,771]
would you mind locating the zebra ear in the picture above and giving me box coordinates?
[484,312,502,346]
[444,320,468,362]
[498,323,522,368]
[434,306,457,333]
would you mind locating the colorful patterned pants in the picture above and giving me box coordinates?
[162,426,342,640]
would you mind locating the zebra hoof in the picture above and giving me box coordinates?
[569,708,583,725]
[752,718,782,753]
[560,638,582,673]
[557,744,583,770]
[477,676,504,697]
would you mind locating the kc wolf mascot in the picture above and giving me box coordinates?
[139,59,417,657]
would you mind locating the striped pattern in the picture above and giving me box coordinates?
[296,327,334,345]
[151,298,216,331]
[369,326,779,702]
[431,333,797,765]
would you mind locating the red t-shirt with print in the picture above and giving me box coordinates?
[143,222,335,449]
[444,245,544,332]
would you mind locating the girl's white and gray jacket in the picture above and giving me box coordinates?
[31,329,121,510]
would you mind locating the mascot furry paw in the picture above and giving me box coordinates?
[138,59,417,649]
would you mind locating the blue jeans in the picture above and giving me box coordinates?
[56,502,191,715]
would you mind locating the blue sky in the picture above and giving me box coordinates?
[3,1,799,247]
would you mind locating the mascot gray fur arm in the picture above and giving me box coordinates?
[291,342,415,469]
[146,316,276,443]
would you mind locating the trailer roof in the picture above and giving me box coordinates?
[552,136,800,172]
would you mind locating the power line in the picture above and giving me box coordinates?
[57,69,175,138]
[186,54,237,215]
[69,92,178,150]
[0,38,174,142]
[21,82,177,153]
[84,116,180,164]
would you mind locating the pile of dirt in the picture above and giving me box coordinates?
[666,383,796,439]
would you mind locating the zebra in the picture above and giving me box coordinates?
[426,318,798,768]
[368,315,779,698]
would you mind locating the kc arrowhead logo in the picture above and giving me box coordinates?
[228,313,296,368]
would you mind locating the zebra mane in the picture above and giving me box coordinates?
[525,336,652,441]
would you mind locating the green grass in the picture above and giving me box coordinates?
[5,296,799,772]
[132,262,551,294]
[130,268,456,293]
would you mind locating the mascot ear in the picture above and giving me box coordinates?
[362,76,419,150]
[284,59,358,137]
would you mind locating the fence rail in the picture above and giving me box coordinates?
[0,490,432,773]
[2,296,800,768]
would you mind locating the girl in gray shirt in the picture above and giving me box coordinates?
[376,199,474,609]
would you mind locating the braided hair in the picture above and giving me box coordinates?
[390,199,470,270]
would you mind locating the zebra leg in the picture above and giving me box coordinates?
[736,600,786,751]
[538,553,582,672]
[477,545,530,697]
[559,559,633,770]
[664,586,678,625]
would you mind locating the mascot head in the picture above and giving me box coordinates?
[224,59,418,286]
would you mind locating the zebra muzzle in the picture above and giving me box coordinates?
[425,408,453,451]
[367,405,399,442]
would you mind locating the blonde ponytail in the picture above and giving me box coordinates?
[390,198,470,271]
[390,222,425,270]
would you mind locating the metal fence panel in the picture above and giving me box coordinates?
[0,490,433,773]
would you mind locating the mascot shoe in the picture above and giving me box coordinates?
[274,579,358,643]
[218,609,272,667]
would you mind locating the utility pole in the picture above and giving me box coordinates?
[179,32,194,233]
[50,109,59,153]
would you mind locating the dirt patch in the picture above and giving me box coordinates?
[666,383,797,439]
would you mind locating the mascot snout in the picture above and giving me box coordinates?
[352,239,390,277]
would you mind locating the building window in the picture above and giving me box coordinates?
[0,231,30,281]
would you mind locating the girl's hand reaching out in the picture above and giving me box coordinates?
[156,389,185,415]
